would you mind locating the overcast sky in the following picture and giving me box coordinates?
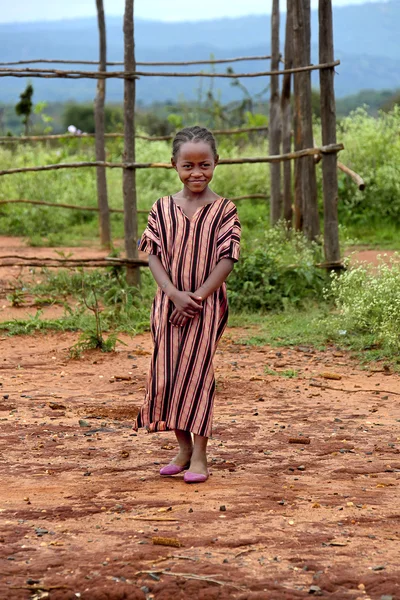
[0,0,383,23]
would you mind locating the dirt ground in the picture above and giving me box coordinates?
[0,237,399,600]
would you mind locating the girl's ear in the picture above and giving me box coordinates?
[171,157,178,171]
[214,154,219,166]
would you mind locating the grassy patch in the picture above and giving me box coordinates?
[264,366,299,378]
[229,305,331,350]
[229,302,400,368]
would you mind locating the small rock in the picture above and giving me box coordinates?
[320,372,342,380]
[297,465,306,471]
[381,595,393,600]
[79,419,91,428]
[309,585,322,595]
[26,578,40,585]
[3,394,9,399]
[188,508,193,513]
[49,402,66,410]
[219,505,226,512]
[371,565,386,571]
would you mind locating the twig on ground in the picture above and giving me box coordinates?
[129,516,179,522]
[136,569,245,590]
[309,382,400,396]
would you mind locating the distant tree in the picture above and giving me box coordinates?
[310,88,321,119]
[15,83,34,135]
[63,103,123,133]
[380,91,400,112]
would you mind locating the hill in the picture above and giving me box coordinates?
[0,1,399,104]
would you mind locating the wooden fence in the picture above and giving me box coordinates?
[0,0,350,274]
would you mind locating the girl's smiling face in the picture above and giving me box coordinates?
[172,141,219,194]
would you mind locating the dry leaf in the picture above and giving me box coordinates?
[152,536,182,548]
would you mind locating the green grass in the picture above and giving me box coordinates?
[344,223,400,250]
[229,305,331,349]
[229,304,400,367]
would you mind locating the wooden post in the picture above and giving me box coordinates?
[281,0,293,225]
[94,0,111,248]
[292,0,303,232]
[123,0,140,286]
[319,0,340,265]
[292,0,320,240]
[269,0,282,224]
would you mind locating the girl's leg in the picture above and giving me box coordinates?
[189,434,208,476]
[172,429,193,466]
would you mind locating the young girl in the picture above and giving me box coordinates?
[133,126,241,484]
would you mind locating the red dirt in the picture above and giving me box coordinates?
[0,238,400,599]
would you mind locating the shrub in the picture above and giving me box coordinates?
[327,254,400,352]
[228,224,327,311]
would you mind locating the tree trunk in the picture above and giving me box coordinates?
[95,0,111,248]
[281,0,293,226]
[269,0,282,224]
[123,0,140,286]
[319,0,340,265]
[293,0,320,240]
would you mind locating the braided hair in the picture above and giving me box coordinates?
[172,126,218,161]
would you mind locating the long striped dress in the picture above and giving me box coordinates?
[134,195,241,437]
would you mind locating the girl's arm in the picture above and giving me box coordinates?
[170,258,235,327]
[195,258,235,300]
[148,255,202,318]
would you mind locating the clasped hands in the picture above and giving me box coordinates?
[169,289,203,327]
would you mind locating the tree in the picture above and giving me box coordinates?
[15,83,34,135]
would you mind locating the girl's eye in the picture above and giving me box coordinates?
[183,165,192,169]
[202,163,211,168]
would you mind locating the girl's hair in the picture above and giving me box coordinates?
[172,126,218,161]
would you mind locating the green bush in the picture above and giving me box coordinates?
[327,254,400,352]
[228,224,327,311]
[334,107,400,225]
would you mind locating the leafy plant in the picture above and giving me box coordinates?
[325,254,400,353]
[68,283,126,358]
[228,223,327,311]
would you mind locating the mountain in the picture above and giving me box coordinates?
[0,1,399,104]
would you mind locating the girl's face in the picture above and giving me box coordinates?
[172,141,219,194]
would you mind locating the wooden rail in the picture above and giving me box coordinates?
[0,55,273,67]
[0,195,269,215]
[0,126,269,144]
[0,143,344,177]
[0,60,340,79]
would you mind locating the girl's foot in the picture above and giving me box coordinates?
[187,456,208,477]
[159,447,192,477]
[172,445,193,468]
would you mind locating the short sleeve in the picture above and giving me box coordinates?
[217,201,241,262]
[138,203,161,256]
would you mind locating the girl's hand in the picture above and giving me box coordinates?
[170,290,202,318]
[169,308,190,328]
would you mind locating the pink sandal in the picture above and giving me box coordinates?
[184,471,209,484]
[159,462,190,476]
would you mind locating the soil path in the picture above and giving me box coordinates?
[0,238,399,599]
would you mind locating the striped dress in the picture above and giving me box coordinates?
[134,195,241,437]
